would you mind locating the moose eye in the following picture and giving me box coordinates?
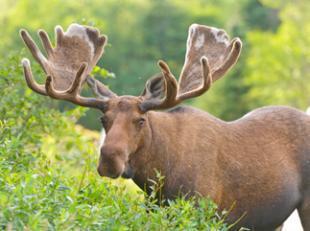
[135,118,145,127]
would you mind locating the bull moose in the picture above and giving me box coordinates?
[20,23,309,230]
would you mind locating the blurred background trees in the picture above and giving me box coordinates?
[0,0,308,129]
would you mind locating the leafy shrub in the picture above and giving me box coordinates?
[0,54,229,230]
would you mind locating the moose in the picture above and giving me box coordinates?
[20,23,309,230]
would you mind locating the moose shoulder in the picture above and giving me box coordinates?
[20,23,310,230]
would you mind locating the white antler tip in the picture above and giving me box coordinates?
[157,60,168,71]
[21,58,30,66]
[189,24,199,35]
[65,23,85,36]
[81,62,88,68]
[68,23,80,27]
[37,29,45,35]
[234,38,242,47]
[200,56,208,64]
[19,29,27,36]
[55,25,63,33]
[189,23,199,30]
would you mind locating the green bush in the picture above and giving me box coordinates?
[0,55,229,230]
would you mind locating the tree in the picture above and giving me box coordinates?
[245,0,310,109]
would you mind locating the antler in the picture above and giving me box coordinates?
[20,23,116,109]
[140,24,242,111]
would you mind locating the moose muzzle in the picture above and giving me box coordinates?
[97,145,127,178]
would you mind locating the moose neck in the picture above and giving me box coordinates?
[130,107,223,200]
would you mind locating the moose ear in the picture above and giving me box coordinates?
[140,73,165,100]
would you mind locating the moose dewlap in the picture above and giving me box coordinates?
[20,23,310,230]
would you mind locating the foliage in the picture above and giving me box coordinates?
[245,0,310,109]
[0,56,229,230]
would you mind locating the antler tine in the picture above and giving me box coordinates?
[157,60,179,108]
[91,35,106,64]
[38,30,54,57]
[20,29,48,72]
[45,63,107,109]
[140,58,211,111]
[22,58,47,95]
[66,62,87,94]
[178,56,212,101]
[139,60,178,111]
[212,38,242,82]
[87,27,107,65]
[55,25,64,46]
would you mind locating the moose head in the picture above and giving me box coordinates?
[20,24,241,179]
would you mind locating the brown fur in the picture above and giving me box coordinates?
[97,98,310,231]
